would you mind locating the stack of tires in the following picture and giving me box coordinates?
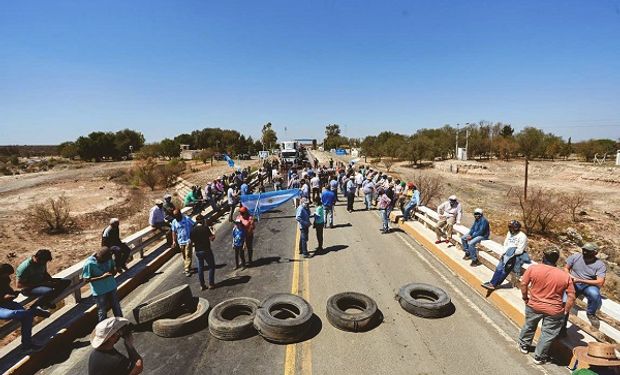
[132,285,210,338]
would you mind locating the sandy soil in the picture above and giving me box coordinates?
[0,159,259,277]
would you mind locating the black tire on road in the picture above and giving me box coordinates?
[132,284,193,324]
[152,297,210,338]
[254,293,313,344]
[209,297,260,341]
[397,283,451,318]
[326,292,379,332]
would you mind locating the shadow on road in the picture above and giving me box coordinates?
[259,215,297,220]
[38,339,91,371]
[330,223,352,229]
[311,245,348,257]
[250,256,282,268]
[217,275,251,287]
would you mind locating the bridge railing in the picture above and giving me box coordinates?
[395,205,620,344]
[0,170,260,342]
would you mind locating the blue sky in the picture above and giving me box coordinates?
[1,0,619,144]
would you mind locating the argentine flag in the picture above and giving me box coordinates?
[240,189,301,217]
[224,154,235,168]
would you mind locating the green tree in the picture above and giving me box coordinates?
[324,124,343,150]
[261,122,278,149]
[159,138,181,158]
[57,142,79,159]
[114,129,145,158]
[516,127,546,159]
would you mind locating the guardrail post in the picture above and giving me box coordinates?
[67,276,82,304]
[137,238,144,258]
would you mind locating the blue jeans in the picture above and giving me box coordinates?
[403,202,416,220]
[94,289,122,322]
[195,249,216,286]
[22,278,71,308]
[0,301,34,345]
[364,193,372,210]
[460,235,485,261]
[381,209,390,232]
[324,206,334,228]
[299,227,309,256]
[490,255,517,287]
[574,283,602,315]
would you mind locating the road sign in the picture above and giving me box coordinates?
[259,151,270,159]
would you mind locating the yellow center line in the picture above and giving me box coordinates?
[284,227,301,375]
[301,253,312,375]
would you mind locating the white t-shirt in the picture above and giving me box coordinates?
[310,176,320,188]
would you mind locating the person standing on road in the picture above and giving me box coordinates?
[482,220,528,290]
[434,195,462,245]
[563,242,606,327]
[296,199,312,258]
[190,214,217,290]
[1,263,50,352]
[88,317,143,375]
[313,201,325,251]
[227,185,239,222]
[310,174,321,204]
[461,208,490,267]
[232,220,246,269]
[518,249,575,365]
[82,247,122,322]
[377,188,392,234]
[16,249,71,310]
[101,219,131,272]
[346,175,356,212]
[171,209,195,277]
[354,171,364,197]
[321,186,336,228]
[236,206,256,266]
[362,177,375,210]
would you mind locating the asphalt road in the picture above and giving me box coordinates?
[38,192,568,375]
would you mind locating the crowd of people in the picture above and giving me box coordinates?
[0,154,614,374]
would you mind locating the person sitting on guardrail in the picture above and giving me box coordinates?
[16,249,71,310]
[102,218,131,273]
[149,199,169,230]
[171,209,196,277]
[162,194,176,222]
[88,317,143,375]
[434,195,462,245]
[190,214,216,290]
[184,186,206,216]
[82,247,122,322]
[517,248,575,365]
[402,183,420,221]
[482,220,529,291]
[461,208,490,267]
[563,242,606,328]
[232,220,246,269]
[296,199,312,258]
[1,263,51,352]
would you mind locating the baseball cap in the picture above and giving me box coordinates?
[449,195,457,201]
[110,218,120,224]
[474,208,483,214]
[90,317,129,349]
[155,199,163,205]
[582,242,599,252]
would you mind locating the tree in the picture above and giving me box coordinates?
[75,131,118,161]
[198,148,215,164]
[516,127,546,159]
[114,129,145,158]
[261,122,278,149]
[500,124,515,138]
[324,124,346,150]
[57,142,79,159]
[159,138,181,158]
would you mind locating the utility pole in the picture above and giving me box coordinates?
[524,157,529,201]
[465,129,469,157]
[455,123,460,159]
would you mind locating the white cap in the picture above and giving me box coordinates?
[474,208,483,214]
[109,218,119,224]
[90,317,129,348]
[449,195,457,201]
[164,193,172,199]
[155,199,163,205]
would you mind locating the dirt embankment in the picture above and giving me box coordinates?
[0,159,260,276]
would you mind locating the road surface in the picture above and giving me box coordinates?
[38,193,566,375]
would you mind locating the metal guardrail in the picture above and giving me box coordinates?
[403,205,620,344]
[0,170,260,342]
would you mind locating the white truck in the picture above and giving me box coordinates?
[280,141,299,165]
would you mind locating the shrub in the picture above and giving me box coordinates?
[158,159,186,188]
[560,191,590,222]
[134,158,159,190]
[28,196,74,234]
[516,187,566,234]
[412,173,443,207]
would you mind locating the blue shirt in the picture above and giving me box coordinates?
[468,216,490,239]
[232,226,245,248]
[171,215,195,245]
[82,256,117,296]
[321,190,336,208]
[240,183,249,195]
[296,205,311,229]
[408,190,421,206]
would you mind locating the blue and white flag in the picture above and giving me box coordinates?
[240,189,300,217]
[223,154,235,168]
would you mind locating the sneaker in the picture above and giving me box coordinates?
[184,271,191,277]
[532,355,548,365]
[200,284,207,291]
[519,344,529,354]
[481,282,495,290]
[303,254,311,258]
[462,253,471,260]
[434,240,444,244]
[470,260,482,267]
[32,306,51,318]
[22,342,43,352]
[587,313,600,328]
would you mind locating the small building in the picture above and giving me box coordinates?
[179,144,201,160]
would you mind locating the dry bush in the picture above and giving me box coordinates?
[382,158,395,172]
[28,196,75,234]
[517,187,566,234]
[412,173,444,207]
[560,191,590,222]
[133,158,159,190]
[158,159,186,188]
